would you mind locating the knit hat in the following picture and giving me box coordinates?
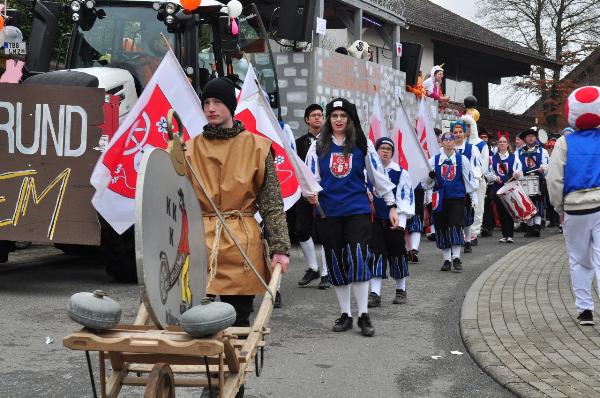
[304,104,323,119]
[325,97,368,155]
[201,77,237,117]
[326,97,354,118]
[375,137,395,155]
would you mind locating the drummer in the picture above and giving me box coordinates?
[518,129,549,237]
[485,133,522,242]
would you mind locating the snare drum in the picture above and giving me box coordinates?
[520,175,541,196]
[496,180,537,222]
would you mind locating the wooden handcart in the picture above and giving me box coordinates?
[63,265,281,398]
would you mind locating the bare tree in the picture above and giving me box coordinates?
[478,0,600,127]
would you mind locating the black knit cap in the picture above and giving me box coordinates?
[304,103,323,119]
[375,137,395,155]
[518,129,538,140]
[201,77,237,117]
[326,97,354,118]
[325,97,368,155]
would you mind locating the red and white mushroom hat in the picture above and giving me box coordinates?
[565,86,600,130]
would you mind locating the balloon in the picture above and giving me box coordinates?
[466,108,480,122]
[0,15,5,31]
[464,95,477,109]
[227,0,243,18]
[181,0,200,12]
[230,18,239,36]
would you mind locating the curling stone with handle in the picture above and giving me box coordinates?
[68,290,122,330]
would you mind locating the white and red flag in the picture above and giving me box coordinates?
[416,98,440,158]
[235,64,321,211]
[368,92,385,144]
[90,50,206,234]
[391,104,431,188]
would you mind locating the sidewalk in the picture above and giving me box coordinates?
[461,234,600,398]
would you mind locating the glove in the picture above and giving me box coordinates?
[428,170,436,179]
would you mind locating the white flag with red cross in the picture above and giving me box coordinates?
[391,104,431,189]
[416,98,440,158]
[368,92,385,144]
[235,64,321,211]
[90,50,206,234]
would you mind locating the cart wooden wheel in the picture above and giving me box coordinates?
[144,363,175,398]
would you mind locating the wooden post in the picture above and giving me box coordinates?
[392,24,401,70]
[314,0,324,48]
[353,8,363,41]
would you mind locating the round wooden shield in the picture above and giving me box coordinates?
[135,147,207,328]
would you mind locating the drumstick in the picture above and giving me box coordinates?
[525,168,540,175]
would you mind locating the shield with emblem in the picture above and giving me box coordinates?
[329,152,353,178]
[526,156,537,170]
[441,164,456,181]
[496,162,507,177]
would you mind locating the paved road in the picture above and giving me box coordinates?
[462,234,600,398]
[0,231,544,397]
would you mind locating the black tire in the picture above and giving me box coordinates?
[99,216,138,283]
[54,243,98,255]
[0,241,16,263]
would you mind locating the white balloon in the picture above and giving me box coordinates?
[227,0,243,18]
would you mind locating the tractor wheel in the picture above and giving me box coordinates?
[54,243,98,255]
[0,241,16,263]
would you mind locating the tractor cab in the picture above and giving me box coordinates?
[65,0,280,116]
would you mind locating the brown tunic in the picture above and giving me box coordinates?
[185,129,288,295]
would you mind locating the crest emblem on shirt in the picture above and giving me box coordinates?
[441,164,457,181]
[496,162,508,177]
[431,191,440,212]
[525,156,537,170]
[330,153,353,178]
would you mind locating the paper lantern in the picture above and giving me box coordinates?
[466,108,480,122]
[181,0,200,12]
[566,86,600,130]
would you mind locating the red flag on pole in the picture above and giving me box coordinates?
[90,50,205,234]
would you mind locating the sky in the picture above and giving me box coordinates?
[429,0,479,23]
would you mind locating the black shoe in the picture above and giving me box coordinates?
[318,276,331,289]
[453,258,463,272]
[481,229,492,237]
[524,227,536,237]
[464,242,472,253]
[516,223,527,232]
[471,238,478,246]
[441,260,452,271]
[408,249,419,263]
[393,289,407,304]
[533,227,541,237]
[298,269,320,286]
[578,310,594,326]
[426,233,436,241]
[357,313,375,337]
[332,313,353,332]
[368,292,381,308]
[274,291,282,309]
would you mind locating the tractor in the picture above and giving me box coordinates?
[0,0,280,281]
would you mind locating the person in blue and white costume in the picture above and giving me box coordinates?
[451,120,482,254]
[424,131,478,272]
[305,98,398,337]
[368,137,415,308]
[518,129,549,237]
[464,114,490,246]
[548,85,600,326]
[485,134,522,242]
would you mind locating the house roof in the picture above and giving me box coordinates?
[402,0,560,69]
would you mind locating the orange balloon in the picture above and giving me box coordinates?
[0,15,5,31]
[180,0,200,11]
